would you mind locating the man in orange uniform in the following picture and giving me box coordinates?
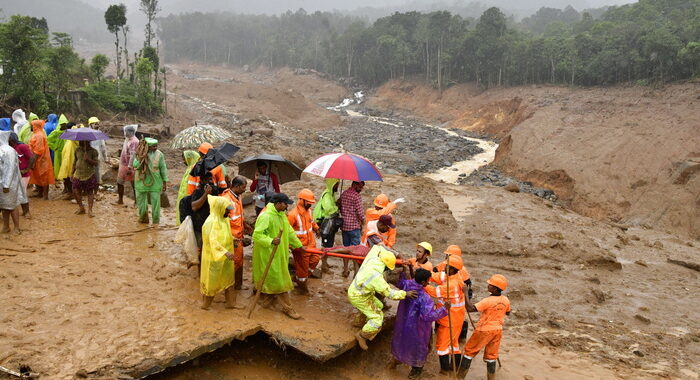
[222,176,252,290]
[288,189,320,295]
[408,241,434,272]
[458,274,511,380]
[433,245,472,299]
[361,214,396,248]
[425,255,466,374]
[186,142,227,195]
[364,194,404,247]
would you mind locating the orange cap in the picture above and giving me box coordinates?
[198,142,213,154]
[444,245,462,256]
[298,189,316,203]
[447,255,463,270]
[487,274,508,291]
[374,194,389,208]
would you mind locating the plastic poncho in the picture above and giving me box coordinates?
[19,113,38,143]
[0,131,28,209]
[313,178,339,222]
[44,114,58,136]
[252,202,303,294]
[391,274,448,367]
[28,120,55,186]
[57,138,78,180]
[0,118,11,132]
[200,195,236,296]
[11,109,26,135]
[176,150,200,225]
[47,114,69,178]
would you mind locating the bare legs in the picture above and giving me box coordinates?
[74,188,95,217]
[1,208,20,234]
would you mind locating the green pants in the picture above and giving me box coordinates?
[136,190,161,224]
[348,291,384,334]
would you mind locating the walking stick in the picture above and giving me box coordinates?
[247,230,283,319]
[465,296,503,369]
[445,253,458,379]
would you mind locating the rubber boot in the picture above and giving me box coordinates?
[457,356,472,379]
[408,367,423,379]
[438,355,451,373]
[234,267,243,290]
[486,360,497,380]
[452,353,462,369]
[201,295,214,310]
[224,287,241,309]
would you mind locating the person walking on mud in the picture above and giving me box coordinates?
[0,131,27,234]
[250,160,280,216]
[222,175,252,290]
[252,193,303,319]
[116,125,139,205]
[288,189,320,294]
[132,138,169,224]
[71,141,99,217]
[339,180,365,277]
[8,133,33,218]
[28,119,55,200]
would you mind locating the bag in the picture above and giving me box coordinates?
[320,213,342,237]
[174,216,199,265]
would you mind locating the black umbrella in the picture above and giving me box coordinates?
[191,142,240,177]
[238,153,302,184]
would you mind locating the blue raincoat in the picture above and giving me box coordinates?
[0,118,11,131]
[44,114,58,161]
[391,274,448,367]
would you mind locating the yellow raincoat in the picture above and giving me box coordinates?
[200,195,236,297]
[57,124,79,180]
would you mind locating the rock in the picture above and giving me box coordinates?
[504,182,520,192]
[672,159,700,184]
[75,369,89,378]
[634,314,651,324]
[633,349,645,357]
[652,241,664,249]
[634,260,648,267]
[591,289,607,304]
[524,376,534,380]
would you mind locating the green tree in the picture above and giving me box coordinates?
[140,0,160,47]
[105,4,127,81]
[90,54,110,81]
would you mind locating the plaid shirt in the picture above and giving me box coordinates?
[339,188,364,231]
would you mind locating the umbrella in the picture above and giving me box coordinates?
[169,124,232,150]
[191,142,240,177]
[59,127,110,141]
[238,153,303,184]
[303,152,382,182]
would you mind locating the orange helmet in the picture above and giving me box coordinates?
[198,142,213,154]
[487,274,508,291]
[444,245,462,256]
[374,194,389,208]
[447,255,463,270]
[298,189,316,203]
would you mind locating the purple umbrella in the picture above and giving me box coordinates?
[60,127,110,141]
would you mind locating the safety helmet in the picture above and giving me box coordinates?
[417,242,433,255]
[447,255,463,270]
[379,250,396,270]
[298,189,316,203]
[198,142,213,154]
[487,274,508,291]
[88,116,100,125]
[444,245,462,256]
[374,194,389,208]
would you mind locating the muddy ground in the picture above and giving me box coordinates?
[1,64,699,380]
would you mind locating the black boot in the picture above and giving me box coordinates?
[408,367,423,379]
[438,355,451,373]
[486,360,497,380]
[457,356,472,378]
[452,353,462,368]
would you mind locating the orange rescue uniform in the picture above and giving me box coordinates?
[462,295,511,360]
[287,203,320,279]
[425,272,466,356]
[408,257,434,272]
[361,220,395,248]
[222,189,245,268]
[186,165,227,195]
[364,202,397,247]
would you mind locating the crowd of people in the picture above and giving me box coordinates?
[1,112,512,379]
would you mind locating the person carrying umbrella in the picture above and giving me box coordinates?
[71,140,99,217]
[252,192,303,319]
[313,178,340,273]
[87,117,107,185]
[28,120,55,200]
[132,138,169,224]
[116,125,139,205]
[57,123,79,199]
[250,160,280,216]
[186,142,227,195]
[339,181,366,277]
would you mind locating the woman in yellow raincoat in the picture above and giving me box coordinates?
[57,123,79,198]
[176,150,200,225]
[200,195,239,310]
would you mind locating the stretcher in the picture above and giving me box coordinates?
[303,247,406,266]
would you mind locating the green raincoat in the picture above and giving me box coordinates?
[313,178,339,222]
[47,114,69,178]
[19,113,38,143]
[133,149,169,223]
[347,246,406,334]
[200,195,235,296]
[252,202,303,294]
[176,150,200,225]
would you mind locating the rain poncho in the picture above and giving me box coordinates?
[44,114,58,136]
[47,114,69,178]
[176,150,200,225]
[28,120,55,186]
[391,274,448,367]
[200,195,236,296]
[348,247,407,334]
[88,119,107,184]
[0,118,11,132]
[19,113,38,143]
[11,109,26,135]
[252,202,303,294]
[313,178,339,222]
[0,131,27,209]
[133,148,169,224]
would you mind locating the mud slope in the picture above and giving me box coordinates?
[368,80,700,240]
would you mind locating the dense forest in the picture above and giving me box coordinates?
[159,0,700,88]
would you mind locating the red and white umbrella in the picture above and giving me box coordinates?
[303,152,383,182]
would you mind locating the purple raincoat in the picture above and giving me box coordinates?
[391,274,448,367]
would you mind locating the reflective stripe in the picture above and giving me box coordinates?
[388,289,398,299]
[436,287,442,298]
[440,272,446,282]
[485,359,497,363]
[463,355,473,360]
[230,215,241,220]
[187,181,199,185]
[355,271,382,292]
[436,349,451,355]
[451,302,465,307]
[218,181,228,186]
[295,215,307,235]
[366,319,381,329]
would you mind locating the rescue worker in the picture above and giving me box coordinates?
[425,255,466,374]
[433,244,472,299]
[175,150,200,224]
[200,195,239,310]
[132,138,169,224]
[408,241,434,272]
[362,214,396,248]
[458,274,511,380]
[288,189,320,294]
[313,178,340,273]
[222,175,252,290]
[252,192,303,319]
[364,194,404,247]
[186,142,227,195]
[348,246,416,350]
[28,120,55,200]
